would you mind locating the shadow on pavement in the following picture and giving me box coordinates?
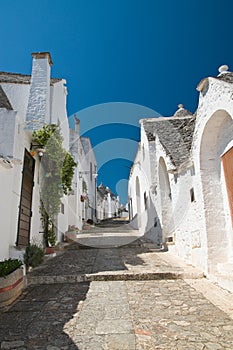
[0,282,90,349]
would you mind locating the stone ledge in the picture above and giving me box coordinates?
[27,269,204,285]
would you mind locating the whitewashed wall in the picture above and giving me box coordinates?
[0,165,14,259]
[1,84,30,120]
[50,80,69,150]
[96,194,106,220]
[50,80,70,240]
[192,76,233,282]
[0,110,23,259]
[68,125,84,230]
[128,126,158,240]
[0,107,44,259]
[80,138,97,222]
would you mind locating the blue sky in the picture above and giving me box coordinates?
[1,0,233,203]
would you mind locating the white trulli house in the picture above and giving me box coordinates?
[128,65,233,292]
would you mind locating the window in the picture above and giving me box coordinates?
[144,192,147,210]
[90,162,92,181]
[142,144,145,161]
[190,188,195,202]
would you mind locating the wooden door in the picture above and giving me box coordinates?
[17,150,35,246]
[222,147,233,225]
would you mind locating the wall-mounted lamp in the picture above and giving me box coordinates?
[30,143,45,158]
[37,148,45,158]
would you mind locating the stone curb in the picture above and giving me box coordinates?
[27,270,204,285]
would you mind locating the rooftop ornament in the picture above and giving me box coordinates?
[218,65,229,74]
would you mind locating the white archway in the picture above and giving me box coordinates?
[200,109,233,274]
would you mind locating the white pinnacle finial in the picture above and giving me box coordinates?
[218,65,229,74]
[178,104,184,109]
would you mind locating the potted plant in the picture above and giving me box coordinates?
[45,221,57,254]
[0,258,24,307]
[24,244,44,272]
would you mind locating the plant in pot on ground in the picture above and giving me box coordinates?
[24,244,44,270]
[0,259,24,307]
[0,259,22,278]
[32,124,76,248]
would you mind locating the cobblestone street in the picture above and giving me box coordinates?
[1,220,233,349]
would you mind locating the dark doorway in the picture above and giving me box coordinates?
[17,149,35,246]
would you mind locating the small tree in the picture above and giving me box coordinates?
[32,124,76,246]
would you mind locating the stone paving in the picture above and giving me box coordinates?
[1,220,233,349]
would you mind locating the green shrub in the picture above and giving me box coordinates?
[0,258,23,278]
[24,244,44,268]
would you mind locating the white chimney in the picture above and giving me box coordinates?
[26,52,53,131]
[74,114,80,135]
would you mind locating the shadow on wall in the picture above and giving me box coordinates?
[130,213,140,230]
[144,193,162,246]
[130,193,163,246]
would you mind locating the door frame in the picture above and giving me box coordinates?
[16,149,35,246]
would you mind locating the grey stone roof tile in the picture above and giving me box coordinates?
[0,72,62,85]
[97,184,116,199]
[143,116,196,168]
[216,72,233,83]
[0,85,13,110]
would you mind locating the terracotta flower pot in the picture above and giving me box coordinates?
[45,247,55,254]
[0,267,24,307]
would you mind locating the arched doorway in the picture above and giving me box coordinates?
[200,110,233,274]
[158,157,172,242]
[136,176,141,228]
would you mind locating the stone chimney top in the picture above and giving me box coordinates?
[26,52,52,130]
[218,64,229,74]
[74,114,80,134]
[31,52,53,66]
[74,115,80,125]
[173,104,193,118]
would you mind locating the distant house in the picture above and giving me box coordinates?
[69,117,97,228]
[97,184,120,220]
[80,137,97,223]
[128,65,233,293]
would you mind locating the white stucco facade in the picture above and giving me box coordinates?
[0,52,79,260]
[68,117,98,229]
[80,137,97,223]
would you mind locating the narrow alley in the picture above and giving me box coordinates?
[1,219,233,349]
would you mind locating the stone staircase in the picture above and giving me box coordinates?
[27,237,204,286]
